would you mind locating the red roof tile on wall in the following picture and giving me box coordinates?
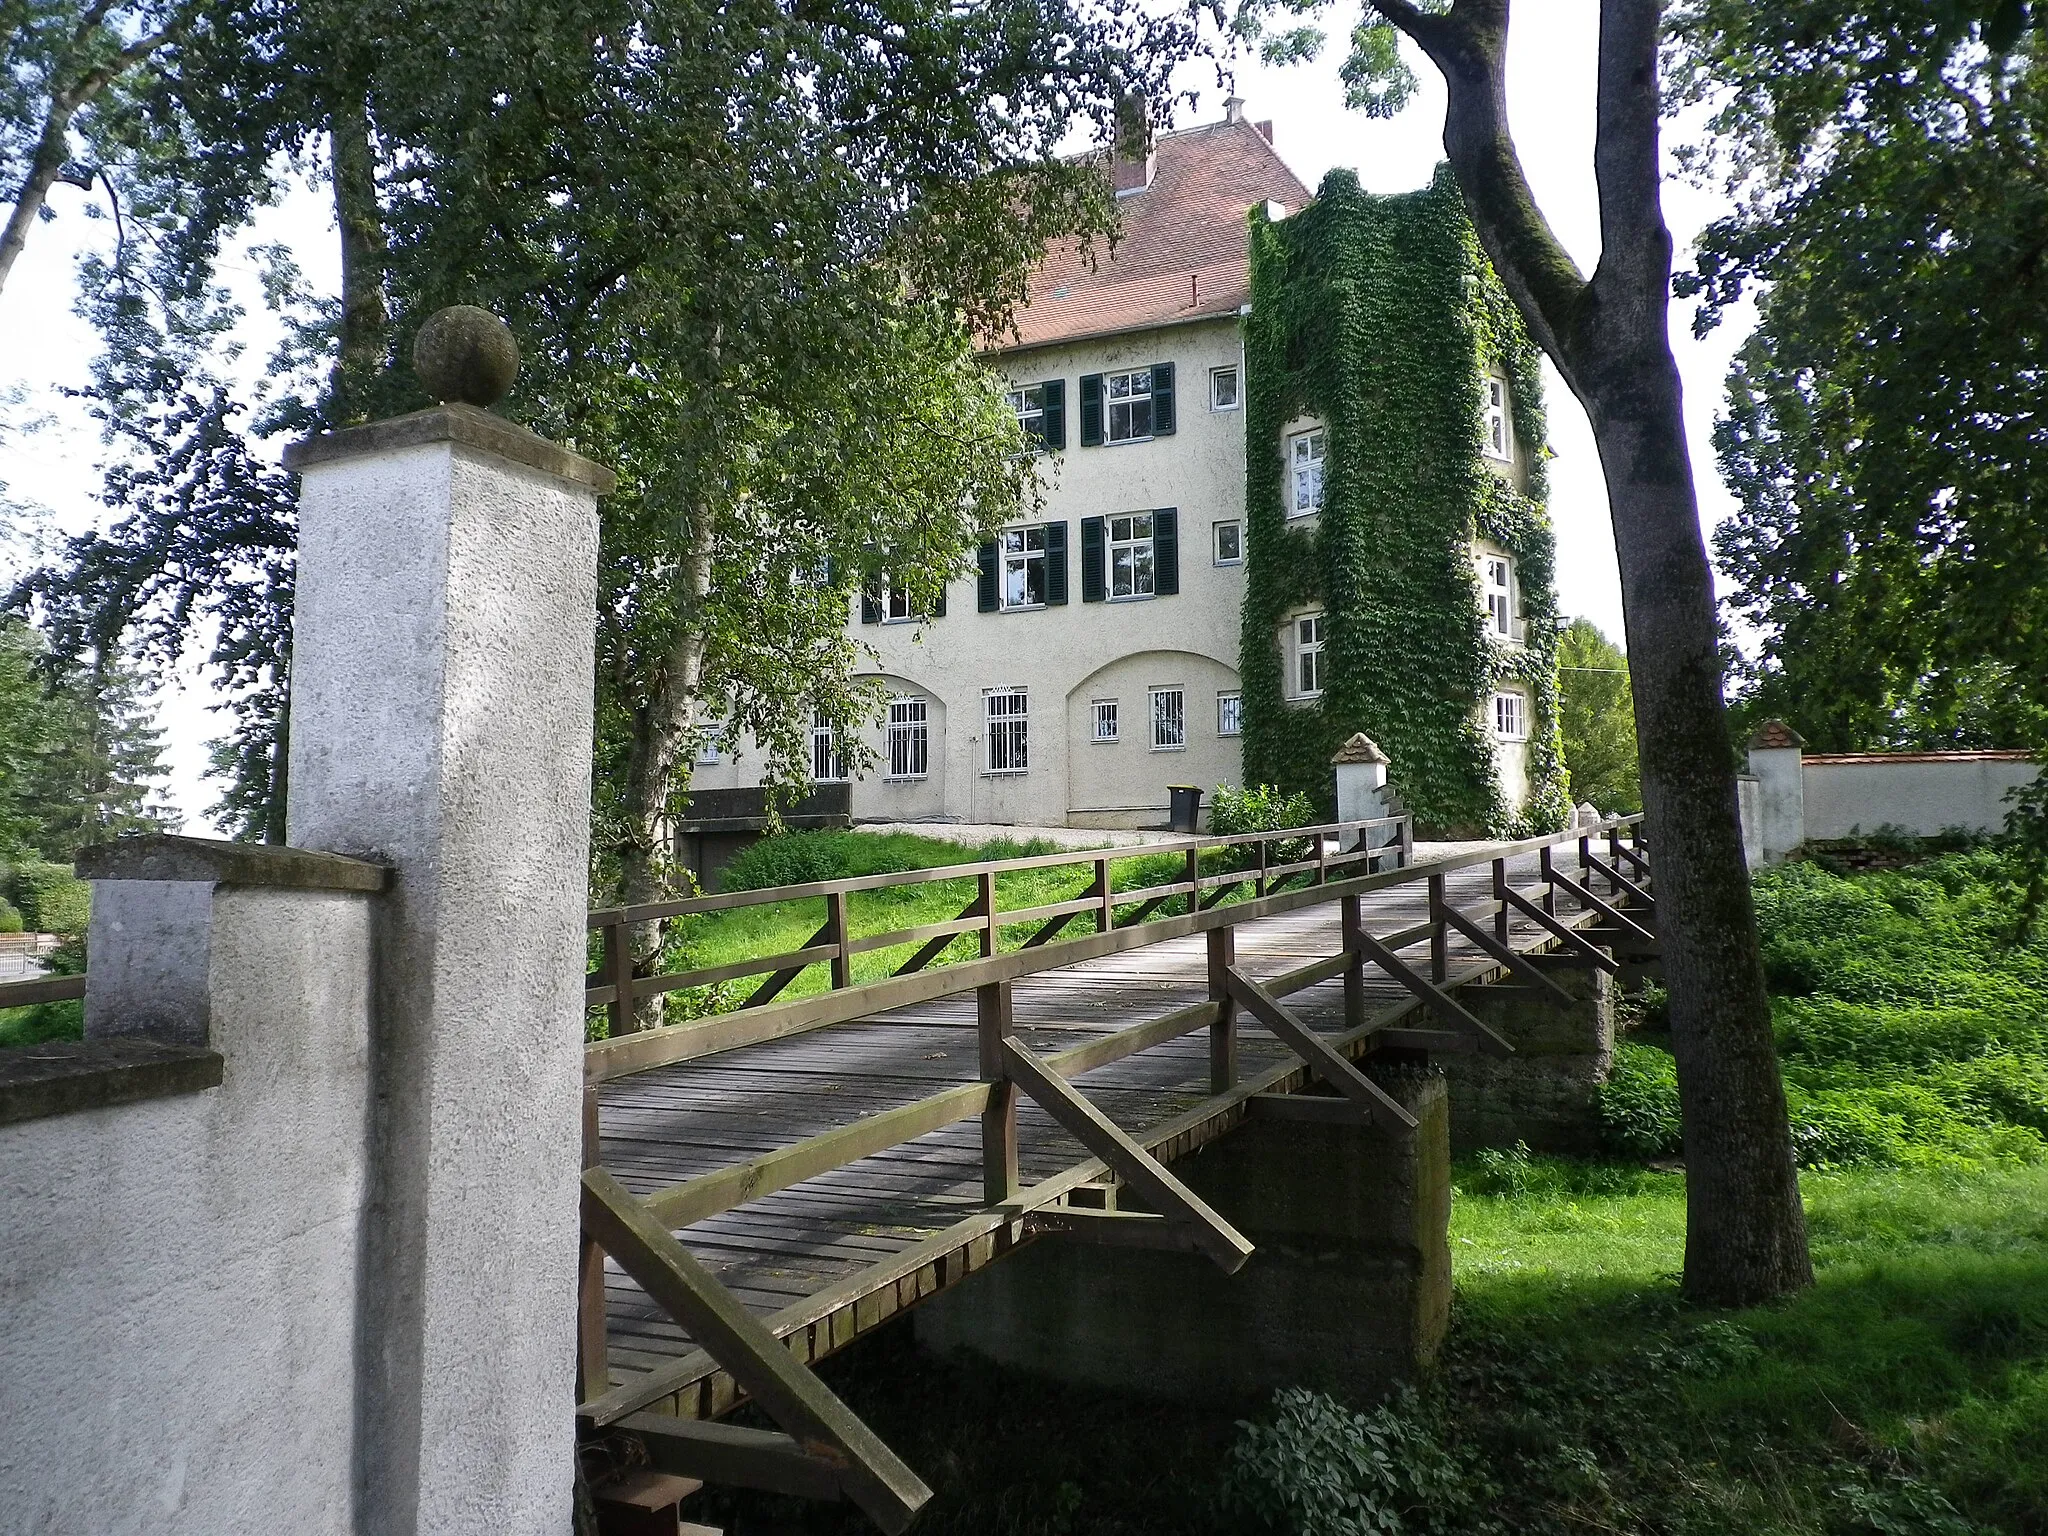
[1001,118,1313,352]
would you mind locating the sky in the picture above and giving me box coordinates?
[0,0,1753,835]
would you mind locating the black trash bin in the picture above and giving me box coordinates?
[1167,784,1202,834]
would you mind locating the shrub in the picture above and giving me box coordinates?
[3,861,90,935]
[1211,783,1318,838]
[717,829,1066,894]
[1218,1387,1479,1536]
[0,899,20,934]
[1600,1040,1683,1160]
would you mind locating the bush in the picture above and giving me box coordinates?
[1600,1040,1684,1160]
[3,861,90,935]
[1218,1388,1479,1536]
[1211,783,1318,838]
[0,899,20,934]
[716,828,1069,893]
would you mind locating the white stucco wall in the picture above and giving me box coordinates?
[0,886,374,1534]
[1801,754,2039,839]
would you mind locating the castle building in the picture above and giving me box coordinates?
[691,108,1568,836]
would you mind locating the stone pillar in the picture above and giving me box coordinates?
[915,1071,1451,1403]
[1747,720,1806,864]
[281,347,612,1533]
[1439,957,1611,1153]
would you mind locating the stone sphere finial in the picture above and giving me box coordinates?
[414,305,519,408]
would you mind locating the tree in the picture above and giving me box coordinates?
[1302,0,1812,1303]
[1668,3,2048,757]
[1557,619,1640,814]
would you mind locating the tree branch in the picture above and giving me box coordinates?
[1587,0,1671,305]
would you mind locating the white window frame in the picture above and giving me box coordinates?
[1007,384,1047,443]
[1106,369,1154,444]
[1213,519,1243,566]
[999,524,1049,611]
[1483,376,1512,462]
[1293,611,1327,700]
[1482,555,1514,640]
[1091,699,1120,743]
[1108,511,1156,600]
[1209,365,1240,411]
[1288,428,1326,517]
[984,687,1029,775]
[879,579,918,624]
[1493,689,1528,741]
[811,711,848,782]
[695,739,722,766]
[885,695,929,781]
[1149,687,1186,752]
[1217,691,1242,737]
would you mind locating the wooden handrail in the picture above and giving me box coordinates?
[0,972,86,1009]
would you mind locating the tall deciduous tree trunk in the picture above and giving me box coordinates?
[610,508,719,1031]
[328,85,388,424]
[1372,0,1810,1303]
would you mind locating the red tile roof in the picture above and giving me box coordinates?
[1748,720,1805,750]
[999,117,1313,352]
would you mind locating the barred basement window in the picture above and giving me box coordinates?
[1150,688,1185,751]
[1213,519,1243,565]
[1493,690,1527,741]
[1289,429,1325,516]
[1484,377,1512,462]
[886,696,929,780]
[811,710,847,781]
[1295,612,1326,699]
[1217,691,1242,736]
[1109,512,1155,599]
[985,688,1029,774]
[1092,699,1119,743]
[1483,555,1514,639]
[1106,369,1154,443]
[1000,525,1049,609]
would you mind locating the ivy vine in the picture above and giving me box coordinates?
[1239,164,1571,837]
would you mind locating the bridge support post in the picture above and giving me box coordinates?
[1440,957,1612,1153]
[283,394,611,1534]
[914,1069,1451,1404]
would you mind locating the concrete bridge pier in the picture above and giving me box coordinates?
[914,1069,1450,1404]
[1440,956,1613,1154]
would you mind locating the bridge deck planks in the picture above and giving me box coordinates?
[592,848,1572,1403]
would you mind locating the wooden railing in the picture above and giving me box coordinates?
[573,815,1654,1529]
[584,814,1415,1074]
[0,971,85,1011]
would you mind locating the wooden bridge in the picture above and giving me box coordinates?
[571,815,1655,1532]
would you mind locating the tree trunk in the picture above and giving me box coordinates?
[1373,0,1810,1303]
[0,99,82,296]
[328,86,387,424]
[610,508,719,1031]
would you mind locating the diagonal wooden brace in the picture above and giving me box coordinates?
[746,916,838,1007]
[1350,927,1516,1058]
[621,1412,849,1503]
[1548,873,1657,947]
[1000,1039,1255,1274]
[893,891,987,976]
[1609,839,1652,880]
[1436,902,1576,1009]
[1582,851,1656,911]
[581,1168,933,1534]
[1498,884,1620,972]
[1224,967,1417,1135]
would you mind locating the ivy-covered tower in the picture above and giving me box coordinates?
[1240,165,1570,836]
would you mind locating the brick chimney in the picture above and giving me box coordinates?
[1110,93,1155,195]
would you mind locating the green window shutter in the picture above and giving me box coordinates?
[1039,380,1066,450]
[1080,517,1105,602]
[1150,362,1175,436]
[1154,508,1179,595]
[1079,374,1104,447]
[977,540,999,612]
[1045,521,1069,605]
[860,584,882,624]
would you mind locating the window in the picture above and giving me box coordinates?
[1213,519,1243,566]
[1294,612,1326,699]
[1150,688,1186,751]
[696,739,721,766]
[1109,512,1155,599]
[811,711,847,782]
[1217,691,1242,736]
[1289,429,1326,516]
[1008,384,1046,442]
[985,688,1028,774]
[1482,555,1514,639]
[1484,377,1511,461]
[881,581,916,623]
[1210,365,1240,411]
[885,696,929,780]
[1000,525,1049,609]
[1493,690,1527,741]
[1092,699,1120,743]
[1106,369,1153,443]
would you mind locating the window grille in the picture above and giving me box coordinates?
[1217,692,1242,736]
[985,688,1029,774]
[1150,688,1185,750]
[811,711,847,781]
[1091,700,1119,742]
[886,696,929,780]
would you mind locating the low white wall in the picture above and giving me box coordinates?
[1802,753,2038,840]
[0,886,374,1533]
